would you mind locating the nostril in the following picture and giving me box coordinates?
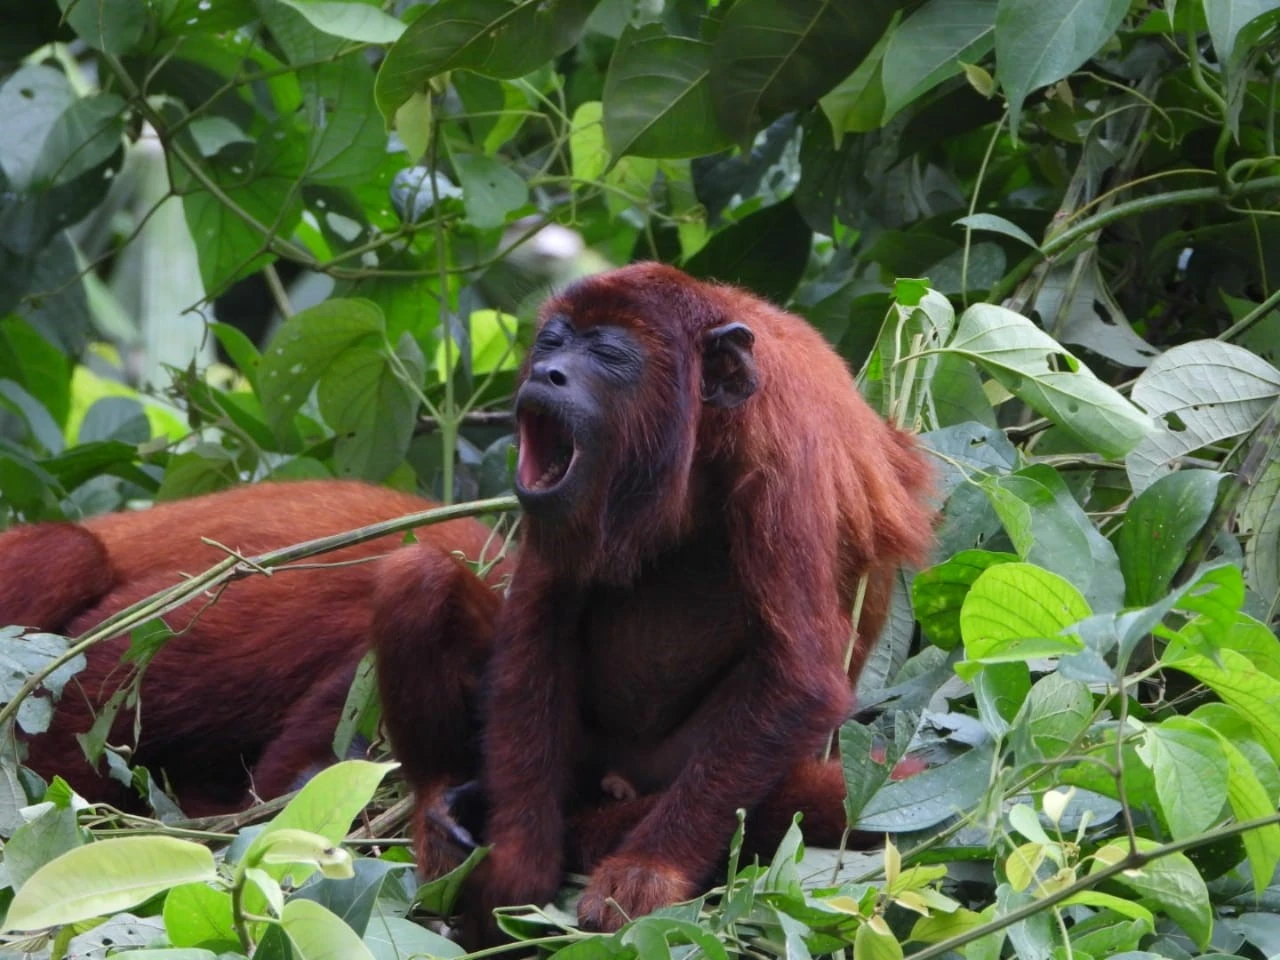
[548,368,568,387]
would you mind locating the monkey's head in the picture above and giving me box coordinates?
[512,264,759,579]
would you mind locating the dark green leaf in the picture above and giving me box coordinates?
[374,0,599,121]
[56,0,146,54]
[684,199,810,304]
[708,0,898,147]
[602,24,731,159]
[913,550,1019,650]
[257,298,385,433]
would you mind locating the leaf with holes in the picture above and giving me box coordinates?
[1126,340,1280,493]
[943,303,1154,459]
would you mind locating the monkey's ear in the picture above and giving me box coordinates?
[702,322,758,408]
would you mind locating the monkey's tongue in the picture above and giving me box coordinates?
[517,410,574,491]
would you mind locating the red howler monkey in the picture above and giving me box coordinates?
[0,480,506,816]
[451,263,934,935]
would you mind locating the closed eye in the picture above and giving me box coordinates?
[590,342,636,365]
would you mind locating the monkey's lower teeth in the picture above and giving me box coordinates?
[535,456,569,489]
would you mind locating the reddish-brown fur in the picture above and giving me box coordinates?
[0,480,507,816]
[463,264,934,936]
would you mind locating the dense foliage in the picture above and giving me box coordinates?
[1,0,1279,958]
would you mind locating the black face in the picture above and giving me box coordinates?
[514,317,645,513]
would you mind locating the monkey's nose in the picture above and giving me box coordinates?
[531,361,568,387]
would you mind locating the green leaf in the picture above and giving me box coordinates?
[318,335,421,481]
[1127,340,1280,493]
[1165,646,1280,764]
[452,153,528,228]
[943,303,1155,458]
[180,141,304,294]
[684,199,811,304]
[959,563,1090,670]
[1184,715,1280,892]
[709,0,898,147]
[602,24,731,160]
[155,447,239,501]
[994,0,1129,132]
[56,0,146,53]
[855,746,994,832]
[4,837,216,931]
[364,915,465,960]
[570,100,608,183]
[953,212,1037,250]
[4,804,82,891]
[31,92,126,187]
[1090,840,1212,949]
[1140,721,1229,840]
[912,550,1019,650]
[1013,673,1092,762]
[258,298,385,434]
[163,882,236,950]
[374,0,599,122]
[239,761,396,919]
[1206,0,1280,64]
[882,0,997,120]
[985,465,1124,613]
[1113,469,1223,605]
[301,58,386,186]
[278,0,406,43]
[281,898,377,960]
[1239,459,1280,601]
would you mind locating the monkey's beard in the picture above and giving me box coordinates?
[516,408,577,493]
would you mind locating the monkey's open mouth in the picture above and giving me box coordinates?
[517,408,577,493]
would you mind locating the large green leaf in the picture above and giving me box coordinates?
[1126,340,1280,493]
[1139,721,1229,840]
[709,0,898,147]
[942,303,1154,459]
[881,0,997,121]
[55,0,146,54]
[278,0,405,43]
[1113,469,1223,606]
[282,898,376,960]
[958,562,1089,674]
[913,550,1019,651]
[374,0,599,121]
[994,0,1129,131]
[163,882,237,950]
[4,837,216,932]
[602,24,731,160]
[257,298,384,433]
[1206,0,1280,64]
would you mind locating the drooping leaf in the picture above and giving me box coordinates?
[882,0,998,121]
[994,0,1129,131]
[603,24,731,160]
[4,837,216,931]
[943,303,1155,458]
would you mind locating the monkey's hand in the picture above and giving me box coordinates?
[577,855,697,932]
[465,838,564,946]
